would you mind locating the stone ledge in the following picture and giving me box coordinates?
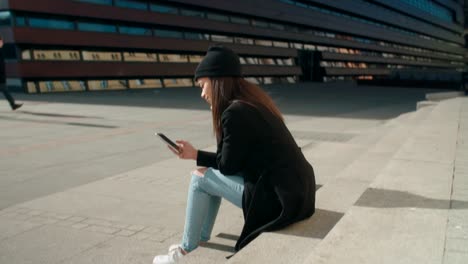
[426,91,464,101]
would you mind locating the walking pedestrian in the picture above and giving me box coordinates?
[0,33,22,110]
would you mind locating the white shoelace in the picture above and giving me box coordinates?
[168,246,184,262]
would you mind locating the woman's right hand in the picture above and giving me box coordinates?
[169,140,198,160]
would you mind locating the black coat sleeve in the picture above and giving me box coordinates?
[196,150,218,169]
[196,104,252,175]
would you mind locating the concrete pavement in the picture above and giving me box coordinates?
[0,83,466,263]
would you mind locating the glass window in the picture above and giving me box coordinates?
[338,48,348,54]
[272,41,289,48]
[283,58,293,66]
[0,11,12,26]
[22,50,32,60]
[27,82,37,93]
[251,20,269,28]
[180,9,205,18]
[316,46,328,52]
[259,58,275,65]
[29,17,75,30]
[286,76,296,83]
[119,25,152,35]
[129,79,162,89]
[245,77,260,84]
[88,80,127,90]
[154,29,183,38]
[39,80,86,92]
[255,39,272,47]
[76,0,112,5]
[78,22,117,33]
[189,55,204,63]
[211,35,233,43]
[304,44,315,50]
[279,0,296,5]
[246,57,259,64]
[234,37,254,45]
[115,0,148,10]
[150,3,178,14]
[158,54,189,63]
[291,43,303,49]
[184,32,209,40]
[206,13,229,22]
[239,57,247,64]
[123,52,158,62]
[399,0,452,21]
[15,15,27,26]
[269,23,285,31]
[33,50,80,61]
[284,25,298,33]
[15,16,26,27]
[230,16,249,25]
[278,77,289,83]
[39,81,52,92]
[82,51,121,61]
[163,78,193,88]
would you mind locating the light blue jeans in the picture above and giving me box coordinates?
[181,168,244,252]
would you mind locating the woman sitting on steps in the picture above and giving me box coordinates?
[153,45,316,264]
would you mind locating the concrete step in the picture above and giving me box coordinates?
[226,105,435,264]
[179,222,243,264]
[178,112,410,263]
[425,91,464,101]
[179,140,370,264]
[302,99,461,264]
[180,103,436,264]
[417,100,438,110]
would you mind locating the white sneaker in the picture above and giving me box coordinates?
[153,245,185,264]
[168,244,180,253]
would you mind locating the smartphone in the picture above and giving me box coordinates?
[156,133,180,153]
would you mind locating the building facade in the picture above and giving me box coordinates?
[0,0,466,93]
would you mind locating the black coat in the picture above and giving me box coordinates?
[0,48,5,84]
[197,101,316,251]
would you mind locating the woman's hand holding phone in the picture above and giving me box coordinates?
[156,133,198,160]
[170,140,198,160]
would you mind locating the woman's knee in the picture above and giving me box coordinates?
[192,167,208,177]
[190,168,210,190]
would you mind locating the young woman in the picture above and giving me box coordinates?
[153,46,316,264]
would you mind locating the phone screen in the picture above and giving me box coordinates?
[156,133,180,152]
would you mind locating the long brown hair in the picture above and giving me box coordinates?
[210,77,283,142]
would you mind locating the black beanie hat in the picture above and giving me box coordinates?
[194,45,242,81]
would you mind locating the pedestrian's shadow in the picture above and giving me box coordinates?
[19,110,103,119]
[355,188,468,209]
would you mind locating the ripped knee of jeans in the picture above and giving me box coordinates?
[190,168,211,190]
[192,167,208,177]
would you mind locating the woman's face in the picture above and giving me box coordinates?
[197,77,213,107]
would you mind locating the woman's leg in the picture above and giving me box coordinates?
[199,194,221,243]
[200,169,244,242]
[181,168,244,252]
[1,87,16,109]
